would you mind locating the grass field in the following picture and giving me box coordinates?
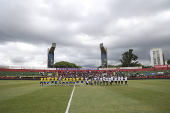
[0,80,170,113]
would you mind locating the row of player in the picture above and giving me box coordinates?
[40,75,128,86]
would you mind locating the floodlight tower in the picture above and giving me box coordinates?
[47,43,56,68]
[100,43,108,68]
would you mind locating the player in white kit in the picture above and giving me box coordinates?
[121,76,123,85]
[110,76,113,85]
[85,76,88,86]
[125,75,128,85]
[105,76,109,86]
[94,76,97,86]
[118,76,120,85]
[114,76,117,85]
[88,78,91,86]
[103,76,105,86]
[97,76,100,86]
[100,76,103,86]
[109,76,111,85]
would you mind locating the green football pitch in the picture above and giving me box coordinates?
[0,80,170,113]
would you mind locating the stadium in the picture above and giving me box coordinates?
[0,39,170,113]
[0,65,170,113]
[1,0,170,113]
[0,42,170,113]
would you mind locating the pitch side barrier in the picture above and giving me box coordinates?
[0,66,169,73]
[0,76,41,80]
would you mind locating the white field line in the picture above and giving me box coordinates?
[65,85,75,113]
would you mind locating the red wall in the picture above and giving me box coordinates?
[0,67,169,73]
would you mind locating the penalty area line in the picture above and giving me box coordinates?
[65,85,75,113]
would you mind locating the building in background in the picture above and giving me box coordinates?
[47,43,56,68]
[100,43,108,68]
[150,48,164,66]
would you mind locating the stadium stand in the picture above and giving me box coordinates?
[0,67,170,80]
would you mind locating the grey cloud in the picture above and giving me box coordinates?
[0,0,170,67]
[108,0,170,18]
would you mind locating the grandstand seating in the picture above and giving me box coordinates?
[0,67,169,77]
[0,71,49,77]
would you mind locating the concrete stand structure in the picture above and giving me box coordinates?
[47,43,56,68]
[100,43,108,68]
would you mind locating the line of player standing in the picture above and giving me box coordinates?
[85,75,128,86]
[40,75,128,86]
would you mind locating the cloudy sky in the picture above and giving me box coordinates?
[0,0,170,68]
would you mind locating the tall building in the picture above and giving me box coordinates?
[150,48,164,66]
[100,43,108,68]
[47,43,56,68]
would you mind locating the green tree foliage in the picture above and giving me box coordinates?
[119,50,139,67]
[53,61,82,68]
[108,65,122,68]
[142,66,153,68]
[97,65,101,68]
[167,59,170,65]
[98,64,152,68]
[98,65,122,68]
[134,63,153,68]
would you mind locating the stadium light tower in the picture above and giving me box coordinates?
[100,43,108,68]
[47,43,56,68]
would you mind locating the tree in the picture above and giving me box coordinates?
[98,64,152,68]
[119,49,139,67]
[108,65,122,68]
[142,65,153,68]
[53,61,82,68]
[98,66,102,68]
[98,65,122,68]
[167,59,170,65]
[134,63,153,68]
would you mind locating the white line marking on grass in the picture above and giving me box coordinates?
[65,85,75,113]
